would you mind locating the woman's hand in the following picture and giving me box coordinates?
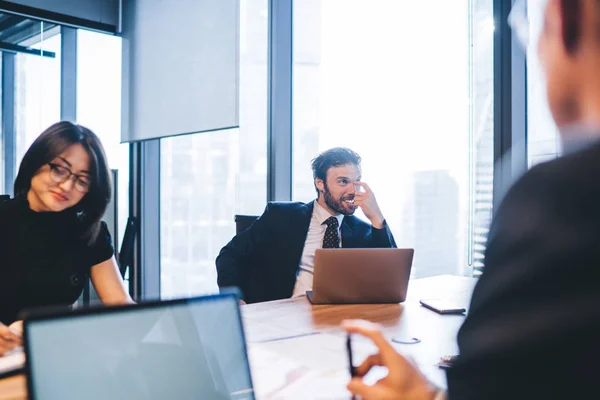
[0,322,22,355]
[90,257,135,306]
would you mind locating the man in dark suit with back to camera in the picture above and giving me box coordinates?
[216,147,396,304]
[341,1,600,399]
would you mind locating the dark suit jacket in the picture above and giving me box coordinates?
[216,201,396,303]
[446,140,600,399]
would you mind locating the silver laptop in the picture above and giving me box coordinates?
[23,293,255,400]
[306,248,414,304]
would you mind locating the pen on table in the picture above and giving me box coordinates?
[256,331,320,343]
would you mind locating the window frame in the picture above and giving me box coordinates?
[0,0,529,298]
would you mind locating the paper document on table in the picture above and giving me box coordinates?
[248,346,311,399]
[0,349,25,377]
[249,333,389,399]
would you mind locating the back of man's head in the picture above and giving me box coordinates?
[539,0,600,129]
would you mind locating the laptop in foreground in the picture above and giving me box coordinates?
[23,293,254,400]
[307,248,414,304]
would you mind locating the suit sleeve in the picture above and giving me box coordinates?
[369,220,397,248]
[446,163,600,399]
[215,203,274,298]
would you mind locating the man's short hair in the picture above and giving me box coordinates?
[561,0,600,51]
[310,147,361,195]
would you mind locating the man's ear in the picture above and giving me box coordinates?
[315,178,325,193]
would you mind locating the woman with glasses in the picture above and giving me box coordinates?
[0,121,133,355]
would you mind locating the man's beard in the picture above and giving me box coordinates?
[323,183,357,216]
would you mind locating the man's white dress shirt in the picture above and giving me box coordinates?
[292,201,344,297]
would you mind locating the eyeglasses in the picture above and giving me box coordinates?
[48,163,92,193]
[508,0,549,52]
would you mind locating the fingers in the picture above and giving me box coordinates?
[0,341,19,354]
[0,337,19,356]
[9,320,23,336]
[0,322,22,351]
[354,192,375,207]
[347,377,389,400]
[0,324,20,342]
[353,192,370,207]
[352,192,384,228]
[353,192,369,201]
[355,353,384,377]
[354,181,372,193]
[342,320,397,365]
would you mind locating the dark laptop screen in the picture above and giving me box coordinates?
[25,294,254,400]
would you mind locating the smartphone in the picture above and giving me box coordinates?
[346,334,356,377]
[419,299,466,315]
[346,334,357,400]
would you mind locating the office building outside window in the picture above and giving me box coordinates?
[160,0,268,298]
[15,26,61,169]
[77,29,129,246]
[292,0,494,277]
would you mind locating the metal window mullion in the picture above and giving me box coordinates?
[267,0,293,202]
[131,140,161,301]
[2,53,17,196]
[60,26,77,122]
[492,0,527,213]
[2,53,15,195]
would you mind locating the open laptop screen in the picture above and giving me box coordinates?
[24,294,254,400]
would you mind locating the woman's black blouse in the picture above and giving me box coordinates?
[0,197,114,325]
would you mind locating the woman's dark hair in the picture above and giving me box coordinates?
[310,147,361,195]
[14,121,112,245]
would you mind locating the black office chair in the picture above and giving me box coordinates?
[81,216,137,305]
[234,215,258,234]
[118,216,138,278]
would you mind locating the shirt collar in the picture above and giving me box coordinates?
[313,200,344,227]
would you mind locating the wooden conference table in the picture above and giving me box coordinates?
[0,275,476,399]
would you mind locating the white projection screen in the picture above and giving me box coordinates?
[121,0,240,142]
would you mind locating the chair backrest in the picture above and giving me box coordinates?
[118,217,138,278]
[234,215,258,235]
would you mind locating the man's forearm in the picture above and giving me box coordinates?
[368,213,385,229]
[216,248,243,289]
[371,220,397,248]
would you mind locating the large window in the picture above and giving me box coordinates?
[293,0,494,278]
[77,29,129,246]
[15,25,61,168]
[160,0,268,298]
